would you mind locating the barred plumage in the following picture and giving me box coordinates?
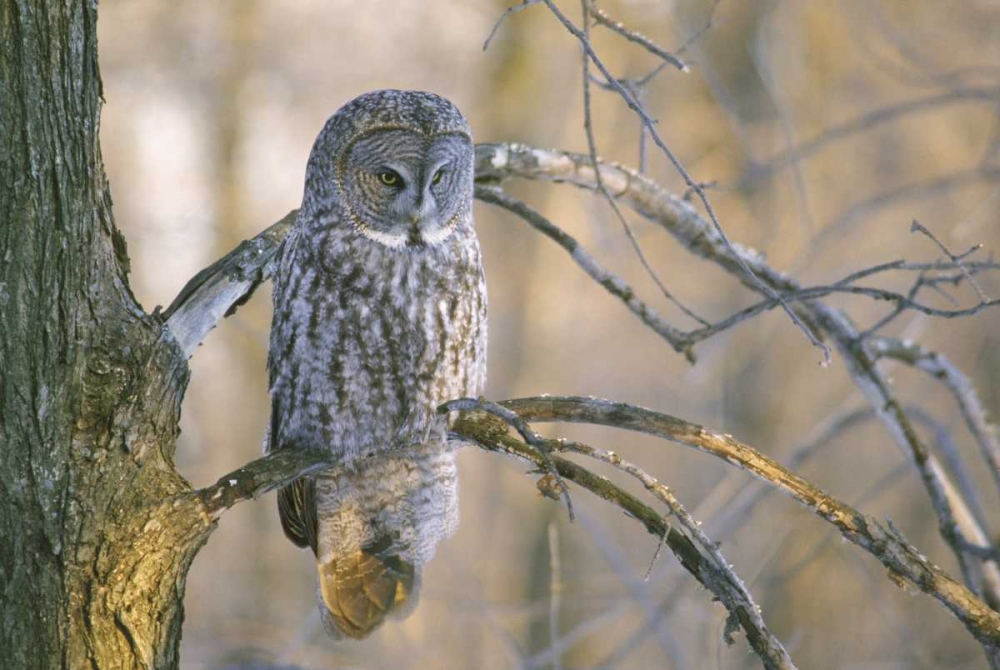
[266,90,486,639]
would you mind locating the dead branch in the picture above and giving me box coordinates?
[179,392,1000,657]
[496,395,1000,650]
[162,210,296,358]
[871,337,1000,497]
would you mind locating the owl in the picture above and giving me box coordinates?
[266,90,487,639]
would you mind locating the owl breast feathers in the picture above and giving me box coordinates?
[266,90,486,639]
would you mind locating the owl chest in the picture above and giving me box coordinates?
[280,251,484,453]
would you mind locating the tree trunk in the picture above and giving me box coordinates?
[0,2,210,667]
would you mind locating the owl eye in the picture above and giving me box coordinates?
[377,170,402,187]
[431,169,445,185]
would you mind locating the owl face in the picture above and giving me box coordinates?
[335,128,474,249]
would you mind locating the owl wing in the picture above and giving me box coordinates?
[270,394,319,553]
[278,478,318,552]
[268,234,320,552]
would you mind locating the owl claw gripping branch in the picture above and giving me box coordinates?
[265,90,487,639]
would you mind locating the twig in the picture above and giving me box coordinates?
[439,397,575,521]
[584,0,687,71]
[540,0,832,364]
[911,220,990,303]
[689,280,1000,346]
[474,186,694,360]
[578,1,709,329]
[482,0,543,51]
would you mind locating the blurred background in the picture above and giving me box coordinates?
[97,1,1000,668]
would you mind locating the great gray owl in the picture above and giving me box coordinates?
[266,90,487,639]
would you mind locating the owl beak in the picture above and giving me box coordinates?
[404,194,443,246]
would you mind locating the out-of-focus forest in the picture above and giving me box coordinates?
[97,1,1000,668]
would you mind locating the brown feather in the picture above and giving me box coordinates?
[318,535,416,639]
[278,478,317,552]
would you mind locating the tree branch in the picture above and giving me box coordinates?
[187,394,1000,658]
[495,395,1000,650]
[584,0,687,71]
[540,0,832,363]
[192,448,334,518]
[474,186,695,359]
[473,142,1000,616]
[871,337,1000,498]
[162,209,297,358]
[446,408,797,670]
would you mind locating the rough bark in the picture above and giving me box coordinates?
[0,2,210,667]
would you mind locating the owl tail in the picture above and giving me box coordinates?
[317,534,418,639]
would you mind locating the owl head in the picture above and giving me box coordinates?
[301,90,475,249]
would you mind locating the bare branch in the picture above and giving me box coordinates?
[689,278,1000,346]
[539,0,831,363]
[578,1,708,329]
[495,395,1000,650]
[704,406,876,543]
[474,144,998,610]
[908,406,992,534]
[872,337,1000,498]
[192,447,333,519]
[911,220,991,303]
[449,409,797,670]
[584,1,687,71]
[482,0,543,52]
[162,209,297,357]
[812,307,1000,610]
[474,186,694,360]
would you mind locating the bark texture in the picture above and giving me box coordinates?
[0,2,210,667]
